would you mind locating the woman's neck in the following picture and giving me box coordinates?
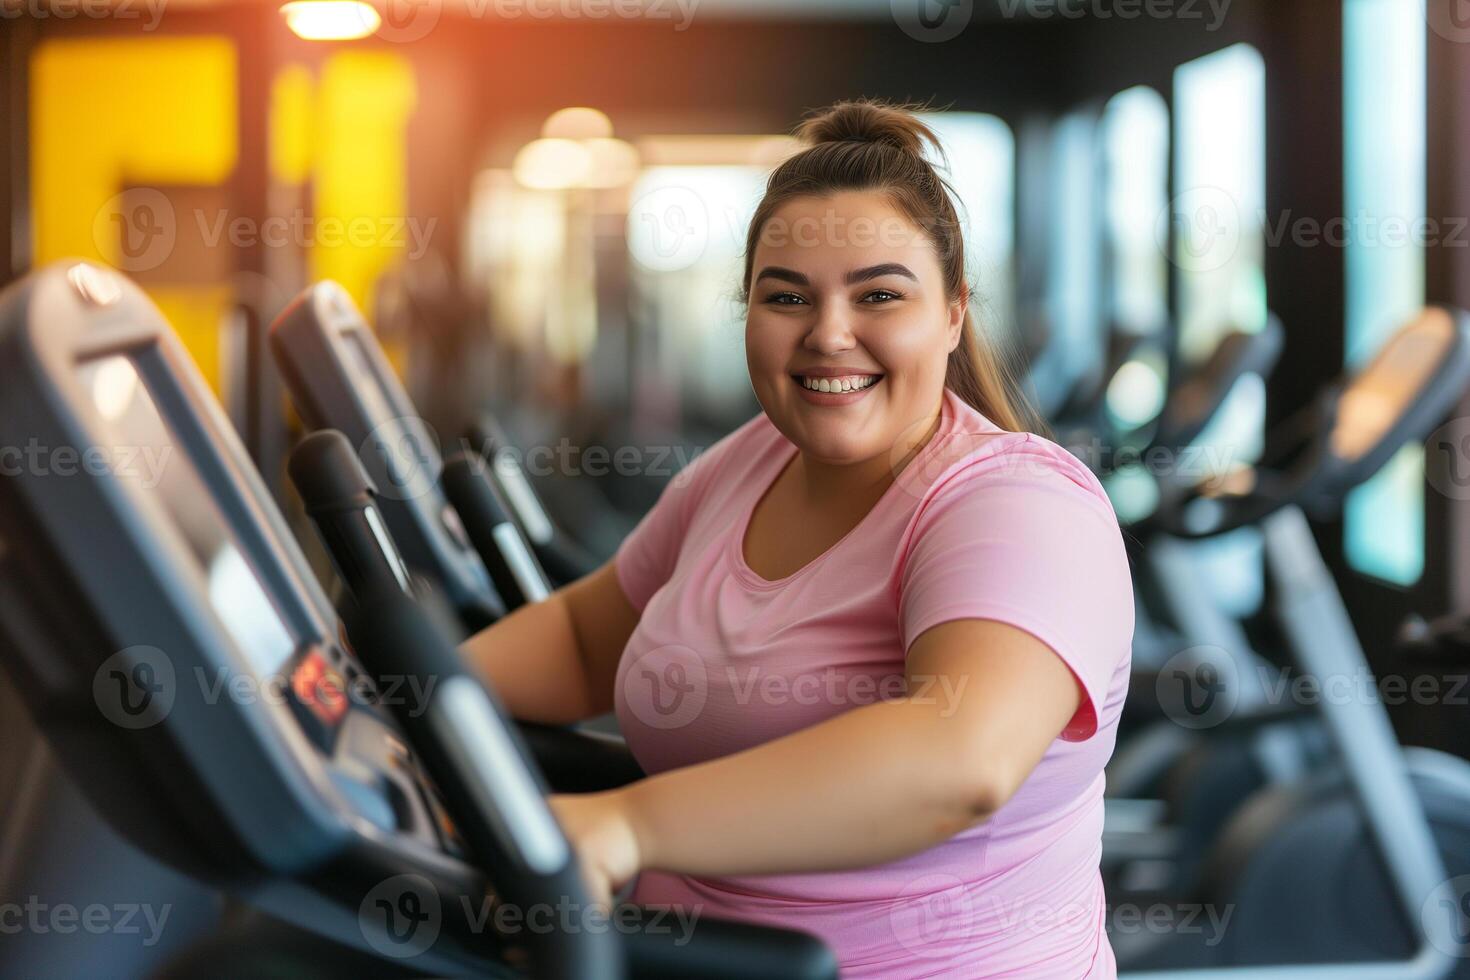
[790,405,944,509]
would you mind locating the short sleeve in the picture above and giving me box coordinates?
[897,452,1133,741]
[613,443,717,614]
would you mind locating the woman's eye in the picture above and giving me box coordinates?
[765,292,807,306]
[861,289,902,304]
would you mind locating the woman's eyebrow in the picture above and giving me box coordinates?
[754,266,809,286]
[845,263,918,284]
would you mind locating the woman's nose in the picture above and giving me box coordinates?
[803,303,856,353]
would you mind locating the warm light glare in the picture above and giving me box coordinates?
[582,138,641,188]
[513,138,592,190]
[541,107,613,141]
[280,1,381,41]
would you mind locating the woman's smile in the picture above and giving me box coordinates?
[791,369,885,406]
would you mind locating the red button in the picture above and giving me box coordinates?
[292,651,349,726]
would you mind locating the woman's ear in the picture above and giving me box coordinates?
[947,293,967,353]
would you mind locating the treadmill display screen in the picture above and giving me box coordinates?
[341,329,440,495]
[77,355,298,678]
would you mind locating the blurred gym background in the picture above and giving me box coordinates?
[3,0,1469,761]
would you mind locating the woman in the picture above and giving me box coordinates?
[464,99,1133,978]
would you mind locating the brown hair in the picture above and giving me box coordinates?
[742,99,1037,433]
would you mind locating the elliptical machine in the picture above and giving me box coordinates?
[1111,307,1470,976]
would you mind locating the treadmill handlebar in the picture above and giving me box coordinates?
[289,429,413,596]
[1143,307,1470,540]
[442,451,553,610]
[346,584,624,980]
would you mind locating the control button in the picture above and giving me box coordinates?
[292,650,349,727]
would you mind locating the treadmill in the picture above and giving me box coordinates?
[269,279,506,635]
[0,260,835,979]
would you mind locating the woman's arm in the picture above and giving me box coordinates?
[551,618,1084,901]
[460,560,640,725]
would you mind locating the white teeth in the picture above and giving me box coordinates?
[800,375,879,393]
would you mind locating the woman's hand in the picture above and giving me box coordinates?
[549,790,645,908]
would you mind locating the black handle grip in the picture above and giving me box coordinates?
[442,452,552,612]
[345,584,624,979]
[289,430,412,598]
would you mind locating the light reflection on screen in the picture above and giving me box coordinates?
[78,355,298,677]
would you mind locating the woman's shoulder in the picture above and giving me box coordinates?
[905,391,1116,521]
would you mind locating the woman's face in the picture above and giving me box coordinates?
[745,190,964,465]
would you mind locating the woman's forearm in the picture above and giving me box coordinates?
[460,591,603,724]
[623,695,1002,878]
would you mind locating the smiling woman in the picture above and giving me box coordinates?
[461,100,1135,980]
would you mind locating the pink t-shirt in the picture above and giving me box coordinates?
[613,388,1133,979]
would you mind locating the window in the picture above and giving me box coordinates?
[1342,0,1428,585]
[1172,43,1268,616]
[918,112,1017,344]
